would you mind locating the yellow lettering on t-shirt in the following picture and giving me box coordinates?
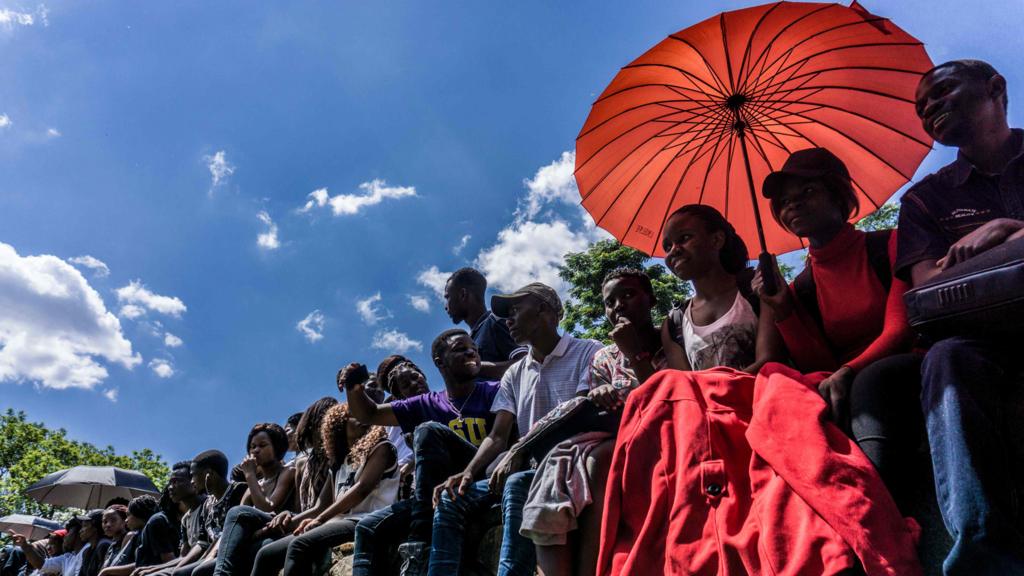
[448,417,488,446]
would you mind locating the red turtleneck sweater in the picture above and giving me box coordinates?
[776,224,913,373]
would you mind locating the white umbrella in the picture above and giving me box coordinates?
[25,466,159,510]
[0,514,63,541]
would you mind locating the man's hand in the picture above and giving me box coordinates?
[589,383,625,411]
[6,531,27,548]
[751,254,794,319]
[337,362,369,395]
[817,366,855,432]
[433,471,475,507]
[609,317,643,360]
[292,518,321,536]
[938,218,1024,269]
[488,451,526,495]
[266,511,292,532]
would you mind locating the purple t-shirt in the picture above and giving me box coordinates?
[390,380,500,447]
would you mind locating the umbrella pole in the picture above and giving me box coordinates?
[735,121,778,294]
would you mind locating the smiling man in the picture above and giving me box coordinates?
[896,59,1024,574]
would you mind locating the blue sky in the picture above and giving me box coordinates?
[2,0,1022,468]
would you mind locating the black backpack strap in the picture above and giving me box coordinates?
[864,229,893,292]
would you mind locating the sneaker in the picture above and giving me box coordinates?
[397,541,429,576]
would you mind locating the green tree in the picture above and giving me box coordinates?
[0,409,170,520]
[856,201,900,232]
[558,239,692,342]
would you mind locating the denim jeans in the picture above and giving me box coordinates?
[410,422,479,543]
[212,506,274,576]
[351,499,414,576]
[920,336,1024,574]
[428,470,536,576]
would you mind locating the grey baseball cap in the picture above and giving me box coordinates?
[491,282,563,319]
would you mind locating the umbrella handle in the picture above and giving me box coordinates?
[758,252,778,295]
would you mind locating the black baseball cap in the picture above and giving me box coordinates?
[762,148,851,199]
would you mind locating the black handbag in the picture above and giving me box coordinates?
[903,236,1024,338]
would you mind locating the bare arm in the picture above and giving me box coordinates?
[339,363,400,427]
[434,411,515,505]
[295,445,396,534]
[477,360,517,380]
[743,304,786,375]
[246,466,295,513]
[660,317,692,371]
[7,533,42,569]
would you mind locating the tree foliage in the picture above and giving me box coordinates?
[856,201,900,232]
[558,239,692,342]
[0,409,169,520]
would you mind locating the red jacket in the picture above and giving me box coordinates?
[597,365,921,576]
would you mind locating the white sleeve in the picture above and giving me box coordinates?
[39,556,62,575]
[575,341,603,394]
[489,365,518,416]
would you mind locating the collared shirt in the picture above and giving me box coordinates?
[590,343,668,392]
[40,544,88,576]
[491,333,603,435]
[895,128,1024,281]
[205,482,246,543]
[471,310,528,363]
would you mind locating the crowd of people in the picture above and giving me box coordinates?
[4,58,1024,576]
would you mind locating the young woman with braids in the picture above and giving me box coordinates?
[238,423,295,513]
[250,403,397,576]
[212,397,338,576]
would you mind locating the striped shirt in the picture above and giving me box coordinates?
[491,333,603,435]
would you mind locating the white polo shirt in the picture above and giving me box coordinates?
[491,333,603,435]
[40,543,88,576]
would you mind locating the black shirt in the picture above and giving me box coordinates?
[470,311,526,363]
[895,129,1024,281]
[134,513,178,567]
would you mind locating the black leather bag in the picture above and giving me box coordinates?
[903,236,1024,338]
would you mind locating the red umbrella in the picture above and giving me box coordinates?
[576,1,933,266]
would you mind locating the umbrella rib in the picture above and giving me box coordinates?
[582,109,720,207]
[576,104,700,177]
[737,2,782,96]
[748,65,930,109]
[577,93,715,141]
[596,111,732,232]
[602,64,725,103]
[666,35,732,97]
[651,121,736,255]
[742,3,839,92]
[719,13,737,94]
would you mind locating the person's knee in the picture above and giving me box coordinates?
[413,421,451,448]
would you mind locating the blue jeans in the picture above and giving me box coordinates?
[410,422,479,542]
[352,498,414,576]
[428,470,536,576]
[212,506,274,576]
[921,336,1024,574]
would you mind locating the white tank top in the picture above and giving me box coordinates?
[682,291,758,370]
[332,441,399,520]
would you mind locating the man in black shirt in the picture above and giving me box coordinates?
[444,268,526,379]
[896,59,1024,574]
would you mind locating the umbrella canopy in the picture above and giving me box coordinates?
[25,466,159,510]
[0,514,63,541]
[576,0,933,257]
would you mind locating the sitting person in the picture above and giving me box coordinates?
[429,282,603,576]
[374,354,430,491]
[283,412,303,469]
[133,463,208,576]
[213,398,337,576]
[524,268,668,576]
[897,59,1024,573]
[99,506,136,570]
[239,423,296,513]
[753,147,921,512]
[344,335,501,576]
[124,495,177,572]
[9,526,73,576]
[444,267,528,379]
[78,510,112,576]
[39,519,85,576]
[251,403,397,576]
[168,451,246,576]
[659,204,783,373]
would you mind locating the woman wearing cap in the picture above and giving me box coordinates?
[752,147,921,512]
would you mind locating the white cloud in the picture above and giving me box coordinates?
[297,179,416,216]
[204,150,234,190]
[103,388,118,402]
[68,255,109,277]
[416,265,451,301]
[115,280,186,318]
[408,295,430,313]
[0,241,140,390]
[0,114,10,129]
[149,358,174,378]
[476,219,592,296]
[46,127,60,138]
[356,292,390,325]
[452,234,472,255]
[256,210,280,250]
[296,310,325,342]
[372,329,422,354]
[163,333,183,348]
[517,150,579,223]
[0,9,33,28]
[118,304,145,319]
